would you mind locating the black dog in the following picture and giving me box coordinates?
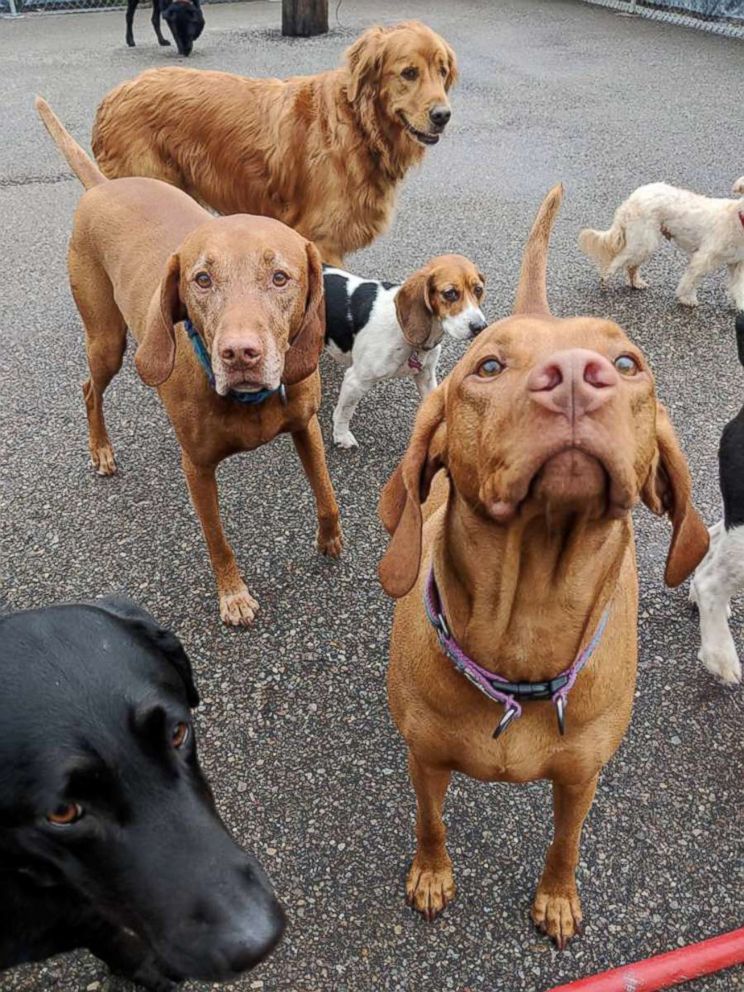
[0,597,284,990]
[126,0,204,57]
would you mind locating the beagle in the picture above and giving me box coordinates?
[323,255,486,449]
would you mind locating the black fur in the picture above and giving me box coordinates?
[126,0,204,56]
[0,598,284,990]
[718,313,744,531]
[322,266,397,354]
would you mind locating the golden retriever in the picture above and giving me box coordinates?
[91,21,458,265]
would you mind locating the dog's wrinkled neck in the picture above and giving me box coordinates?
[432,488,629,683]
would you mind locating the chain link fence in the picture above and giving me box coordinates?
[580,0,744,38]
[1,0,253,14]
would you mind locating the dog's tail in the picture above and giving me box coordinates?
[578,222,625,272]
[35,96,106,191]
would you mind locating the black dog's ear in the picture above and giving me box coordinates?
[88,596,200,708]
[736,312,744,368]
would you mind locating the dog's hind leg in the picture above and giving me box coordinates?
[70,250,126,477]
[676,250,717,307]
[405,753,455,922]
[626,265,648,290]
[691,523,743,684]
[125,0,139,46]
[532,775,598,949]
[332,366,373,449]
[152,0,171,46]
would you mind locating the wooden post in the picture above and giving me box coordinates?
[282,0,328,37]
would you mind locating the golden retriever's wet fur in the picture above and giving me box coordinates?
[91,21,458,265]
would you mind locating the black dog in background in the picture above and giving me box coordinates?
[126,0,204,57]
[0,597,284,990]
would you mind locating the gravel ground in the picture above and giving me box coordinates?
[1,1,743,990]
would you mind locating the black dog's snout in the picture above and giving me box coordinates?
[220,900,286,976]
[469,317,488,336]
[429,105,451,129]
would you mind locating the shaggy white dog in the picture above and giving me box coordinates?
[579,182,744,308]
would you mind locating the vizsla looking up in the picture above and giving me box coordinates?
[379,186,709,946]
[37,97,342,626]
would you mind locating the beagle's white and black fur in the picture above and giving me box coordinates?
[323,254,486,448]
[689,312,744,685]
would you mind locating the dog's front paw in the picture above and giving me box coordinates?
[317,521,343,559]
[219,584,259,627]
[334,429,358,449]
[131,962,180,992]
[405,856,455,922]
[677,294,698,308]
[698,644,742,684]
[158,37,171,45]
[531,884,583,950]
[91,443,117,476]
[126,37,135,47]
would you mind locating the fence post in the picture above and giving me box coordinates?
[7,0,20,15]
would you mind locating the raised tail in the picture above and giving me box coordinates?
[578,222,626,274]
[35,96,106,191]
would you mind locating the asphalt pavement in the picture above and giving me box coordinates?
[1,1,743,989]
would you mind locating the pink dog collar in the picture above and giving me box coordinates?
[424,569,610,739]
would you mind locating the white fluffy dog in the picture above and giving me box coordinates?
[579,182,744,308]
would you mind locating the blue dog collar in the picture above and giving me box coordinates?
[183,318,286,406]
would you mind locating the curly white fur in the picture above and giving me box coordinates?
[579,182,744,309]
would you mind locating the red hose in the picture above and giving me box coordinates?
[548,927,744,991]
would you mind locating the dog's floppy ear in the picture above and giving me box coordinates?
[395,271,434,348]
[88,596,200,707]
[379,387,447,598]
[345,26,385,103]
[442,40,458,90]
[283,241,325,386]
[135,254,185,388]
[641,404,709,587]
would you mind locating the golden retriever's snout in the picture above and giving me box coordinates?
[428,104,451,131]
[528,349,618,420]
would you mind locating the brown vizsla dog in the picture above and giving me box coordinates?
[37,97,342,626]
[90,21,457,265]
[378,185,709,946]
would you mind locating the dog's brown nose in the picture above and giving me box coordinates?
[528,348,618,419]
[219,335,263,369]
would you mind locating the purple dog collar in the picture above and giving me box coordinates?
[424,568,610,739]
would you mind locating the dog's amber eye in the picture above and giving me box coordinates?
[442,288,459,302]
[473,285,484,299]
[614,354,640,377]
[272,271,289,287]
[401,67,418,81]
[439,65,448,78]
[171,721,190,749]
[47,803,83,826]
[194,272,212,289]
[477,358,504,378]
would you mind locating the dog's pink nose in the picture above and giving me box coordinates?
[527,348,618,419]
[219,336,263,369]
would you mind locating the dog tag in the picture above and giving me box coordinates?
[555,695,566,736]
[492,704,519,739]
